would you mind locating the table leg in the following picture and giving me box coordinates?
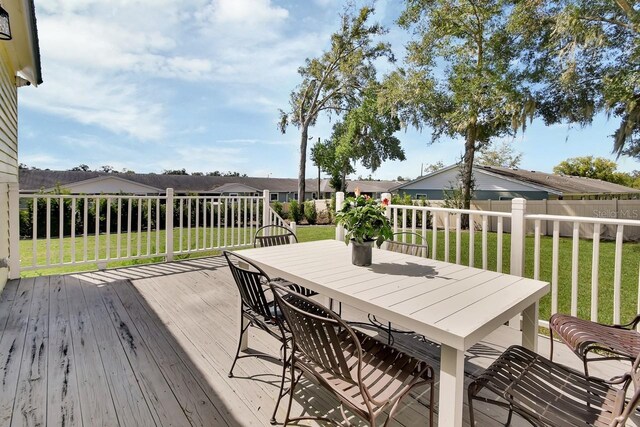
[522,301,539,352]
[438,344,464,427]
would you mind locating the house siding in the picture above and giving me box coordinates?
[398,189,550,201]
[0,44,18,288]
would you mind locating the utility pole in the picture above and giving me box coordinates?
[317,137,321,199]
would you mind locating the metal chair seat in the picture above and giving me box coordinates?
[469,345,640,426]
[550,313,640,375]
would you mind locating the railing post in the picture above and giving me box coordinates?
[8,183,19,279]
[263,190,270,228]
[165,188,174,262]
[335,192,345,242]
[509,197,527,329]
[290,221,296,243]
[510,198,526,277]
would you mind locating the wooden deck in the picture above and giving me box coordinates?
[0,255,637,426]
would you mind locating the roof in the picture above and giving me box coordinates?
[478,166,640,195]
[18,169,400,194]
[391,164,640,196]
[5,0,43,86]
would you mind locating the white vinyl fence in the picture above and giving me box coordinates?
[11,188,286,275]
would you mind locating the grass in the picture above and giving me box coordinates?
[19,225,336,277]
[19,223,640,325]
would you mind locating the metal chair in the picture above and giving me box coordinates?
[368,232,430,344]
[253,224,317,298]
[549,312,640,375]
[468,345,640,426]
[385,231,429,258]
[223,250,291,424]
[254,224,298,248]
[270,282,435,427]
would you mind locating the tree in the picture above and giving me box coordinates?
[162,168,188,175]
[70,164,90,172]
[553,156,630,185]
[475,142,522,168]
[382,1,536,211]
[99,165,115,173]
[423,161,445,175]
[515,1,639,157]
[278,5,392,203]
[312,84,406,192]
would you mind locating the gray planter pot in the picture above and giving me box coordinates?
[351,240,374,266]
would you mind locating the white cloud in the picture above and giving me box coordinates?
[21,64,165,140]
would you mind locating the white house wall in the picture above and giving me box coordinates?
[403,166,547,192]
[63,177,161,194]
[0,43,18,287]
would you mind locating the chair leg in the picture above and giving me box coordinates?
[583,356,590,377]
[270,344,288,424]
[283,361,301,427]
[468,388,476,426]
[228,318,250,378]
[549,327,555,362]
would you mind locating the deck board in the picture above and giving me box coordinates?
[0,255,638,426]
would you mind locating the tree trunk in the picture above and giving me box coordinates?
[298,126,308,203]
[461,123,477,227]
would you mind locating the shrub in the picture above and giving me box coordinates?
[304,201,317,225]
[271,201,284,219]
[289,200,303,223]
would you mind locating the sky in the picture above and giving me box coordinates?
[17,0,639,181]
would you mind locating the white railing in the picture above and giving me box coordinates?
[335,192,640,329]
[525,213,640,326]
[11,188,286,275]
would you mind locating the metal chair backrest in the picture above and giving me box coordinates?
[254,225,298,248]
[271,283,360,383]
[386,231,429,257]
[223,251,274,320]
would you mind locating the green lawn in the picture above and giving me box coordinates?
[19,224,639,325]
[19,225,336,277]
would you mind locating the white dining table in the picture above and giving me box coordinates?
[239,239,549,427]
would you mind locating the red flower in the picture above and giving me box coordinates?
[382,198,389,206]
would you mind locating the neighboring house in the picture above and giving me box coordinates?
[18,169,400,202]
[392,164,640,200]
[0,0,42,287]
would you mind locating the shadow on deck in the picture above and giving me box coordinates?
[0,256,636,426]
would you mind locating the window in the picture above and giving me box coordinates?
[270,193,278,201]
[416,194,428,200]
[228,193,238,197]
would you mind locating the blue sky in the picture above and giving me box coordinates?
[18,0,639,180]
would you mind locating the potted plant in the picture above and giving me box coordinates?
[336,189,393,266]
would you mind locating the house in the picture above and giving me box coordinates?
[0,0,42,287]
[18,169,401,202]
[392,164,640,200]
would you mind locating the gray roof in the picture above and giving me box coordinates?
[478,166,640,195]
[18,169,399,194]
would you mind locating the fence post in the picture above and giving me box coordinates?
[263,190,270,228]
[8,183,19,279]
[335,192,345,242]
[290,221,296,243]
[165,188,174,262]
[509,198,527,329]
